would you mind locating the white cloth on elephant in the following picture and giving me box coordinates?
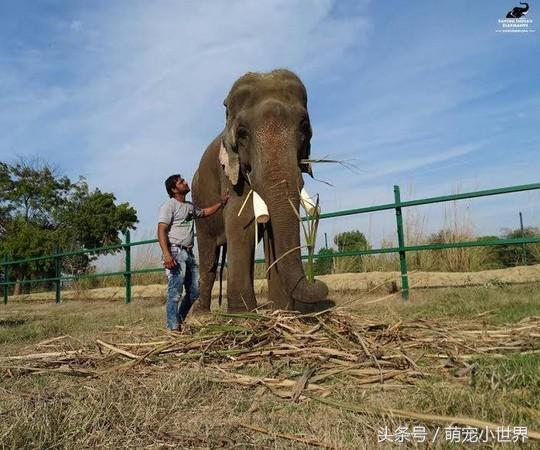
[253,191,270,248]
[300,188,318,216]
[252,191,269,224]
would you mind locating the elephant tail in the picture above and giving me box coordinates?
[218,244,227,307]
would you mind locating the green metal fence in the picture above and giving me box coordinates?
[2,182,540,304]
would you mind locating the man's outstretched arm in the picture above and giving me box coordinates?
[200,192,230,218]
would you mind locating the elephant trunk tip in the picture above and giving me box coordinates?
[291,277,329,303]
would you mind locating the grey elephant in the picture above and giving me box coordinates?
[192,69,329,312]
[506,2,529,18]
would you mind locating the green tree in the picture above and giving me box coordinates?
[334,230,370,252]
[4,161,71,223]
[333,230,370,273]
[496,227,540,267]
[59,180,138,250]
[0,159,138,291]
[1,218,57,290]
[0,163,12,231]
[313,248,335,275]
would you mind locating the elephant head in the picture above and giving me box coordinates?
[506,2,529,18]
[220,69,327,304]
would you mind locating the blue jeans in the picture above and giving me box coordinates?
[165,247,200,330]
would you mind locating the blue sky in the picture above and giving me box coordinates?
[1,0,538,255]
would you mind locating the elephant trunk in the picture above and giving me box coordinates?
[522,3,529,12]
[252,99,328,304]
[261,177,328,304]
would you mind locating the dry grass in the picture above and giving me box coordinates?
[1,285,539,448]
[403,198,495,273]
[332,197,503,275]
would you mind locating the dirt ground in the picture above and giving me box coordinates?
[8,263,540,303]
[1,284,539,448]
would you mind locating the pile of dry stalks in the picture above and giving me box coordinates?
[2,308,540,440]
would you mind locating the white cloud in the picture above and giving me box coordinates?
[54,0,372,228]
[1,0,538,251]
[363,143,484,180]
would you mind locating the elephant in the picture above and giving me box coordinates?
[506,2,529,18]
[192,69,329,313]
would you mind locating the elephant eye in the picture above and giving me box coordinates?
[236,126,249,140]
[299,120,311,142]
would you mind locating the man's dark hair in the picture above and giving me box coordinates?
[165,174,182,198]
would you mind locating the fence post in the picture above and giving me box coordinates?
[125,231,131,304]
[55,244,61,304]
[394,185,410,300]
[2,255,8,305]
[519,212,527,265]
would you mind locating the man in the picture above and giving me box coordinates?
[158,174,228,331]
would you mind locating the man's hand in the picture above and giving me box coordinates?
[163,253,177,269]
[220,190,230,207]
[202,191,231,217]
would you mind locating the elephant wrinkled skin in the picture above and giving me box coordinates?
[192,69,329,312]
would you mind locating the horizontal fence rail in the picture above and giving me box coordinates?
[308,182,540,220]
[1,182,539,304]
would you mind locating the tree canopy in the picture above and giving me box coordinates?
[313,247,335,275]
[334,230,370,253]
[0,159,138,287]
[496,227,540,267]
[313,230,371,275]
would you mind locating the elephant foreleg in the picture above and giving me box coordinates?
[197,239,220,312]
[225,219,257,312]
[263,222,293,310]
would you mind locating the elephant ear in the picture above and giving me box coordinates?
[300,138,313,178]
[219,139,240,185]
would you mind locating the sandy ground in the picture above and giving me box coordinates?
[8,264,540,302]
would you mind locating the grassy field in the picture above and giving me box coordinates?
[1,284,539,449]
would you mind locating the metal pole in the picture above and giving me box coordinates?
[2,255,8,305]
[324,232,328,249]
[394,185,409,300]
[55,244,61,303]
[519,212,527,265]
[125,231,131,304]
